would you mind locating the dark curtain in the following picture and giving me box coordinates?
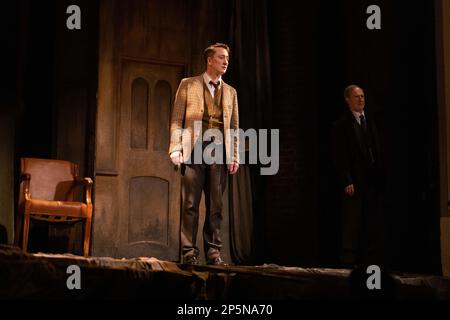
[227,0,272,264]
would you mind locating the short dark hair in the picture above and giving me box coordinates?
[203,43,230,65]
[344,84,363,98]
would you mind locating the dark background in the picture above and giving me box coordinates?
[263,1,439,273]
[2,0,441,274]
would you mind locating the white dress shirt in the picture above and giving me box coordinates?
[203,73,222,98]
[352,111,366,125]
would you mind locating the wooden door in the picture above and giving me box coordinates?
[93,0,187,260]
[116,59,183,259]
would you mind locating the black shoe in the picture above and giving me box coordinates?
[207,257,227,266]
[183,255,199,265]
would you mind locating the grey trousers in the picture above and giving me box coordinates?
[181,160,227,261]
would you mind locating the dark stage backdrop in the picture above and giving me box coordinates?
[263,0,440,273]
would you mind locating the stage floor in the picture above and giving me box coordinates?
[1,244,449,300]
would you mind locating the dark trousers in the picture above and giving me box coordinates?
[341,188,385,268]
[181,157,227,261]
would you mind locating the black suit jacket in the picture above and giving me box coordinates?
[331,109,385,198]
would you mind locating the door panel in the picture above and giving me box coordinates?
[116,59,183,259]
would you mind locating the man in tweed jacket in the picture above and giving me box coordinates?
[169,43,239,265]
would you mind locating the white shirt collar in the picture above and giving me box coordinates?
[351,110,365,117]
[352,110,365,123]
[203,73,222,87]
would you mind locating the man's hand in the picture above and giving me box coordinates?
[170,151,183,166]
[228,162,239,175]
[344,184,355,197]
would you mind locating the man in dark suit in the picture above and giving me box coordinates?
[331,85,385,268]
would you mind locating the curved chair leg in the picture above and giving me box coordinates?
[83,216,92,257]
[22,211,31,253]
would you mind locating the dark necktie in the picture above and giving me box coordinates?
[209,81,219,90]
[360,114,367,133]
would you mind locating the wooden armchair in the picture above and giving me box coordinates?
[16,158,93,256]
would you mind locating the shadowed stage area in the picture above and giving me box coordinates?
[1,244,449,300]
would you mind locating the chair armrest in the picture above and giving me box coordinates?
[20,173,31,200]
[75,177,93,204]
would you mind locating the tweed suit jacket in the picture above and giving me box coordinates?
[169,75,240,164]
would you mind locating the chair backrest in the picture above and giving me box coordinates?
[20,158,79,202]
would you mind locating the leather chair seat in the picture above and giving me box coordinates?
[27,199,88,218]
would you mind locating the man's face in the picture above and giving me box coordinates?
[207,47,229,75]
[345,87,365,112]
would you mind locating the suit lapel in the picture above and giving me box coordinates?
[191,76,204,109]
[349,114,369,161]
[221,81,231,118]
[353,121,365,153]
[190,75,231,119]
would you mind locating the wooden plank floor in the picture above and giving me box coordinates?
[1,244,449,300]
